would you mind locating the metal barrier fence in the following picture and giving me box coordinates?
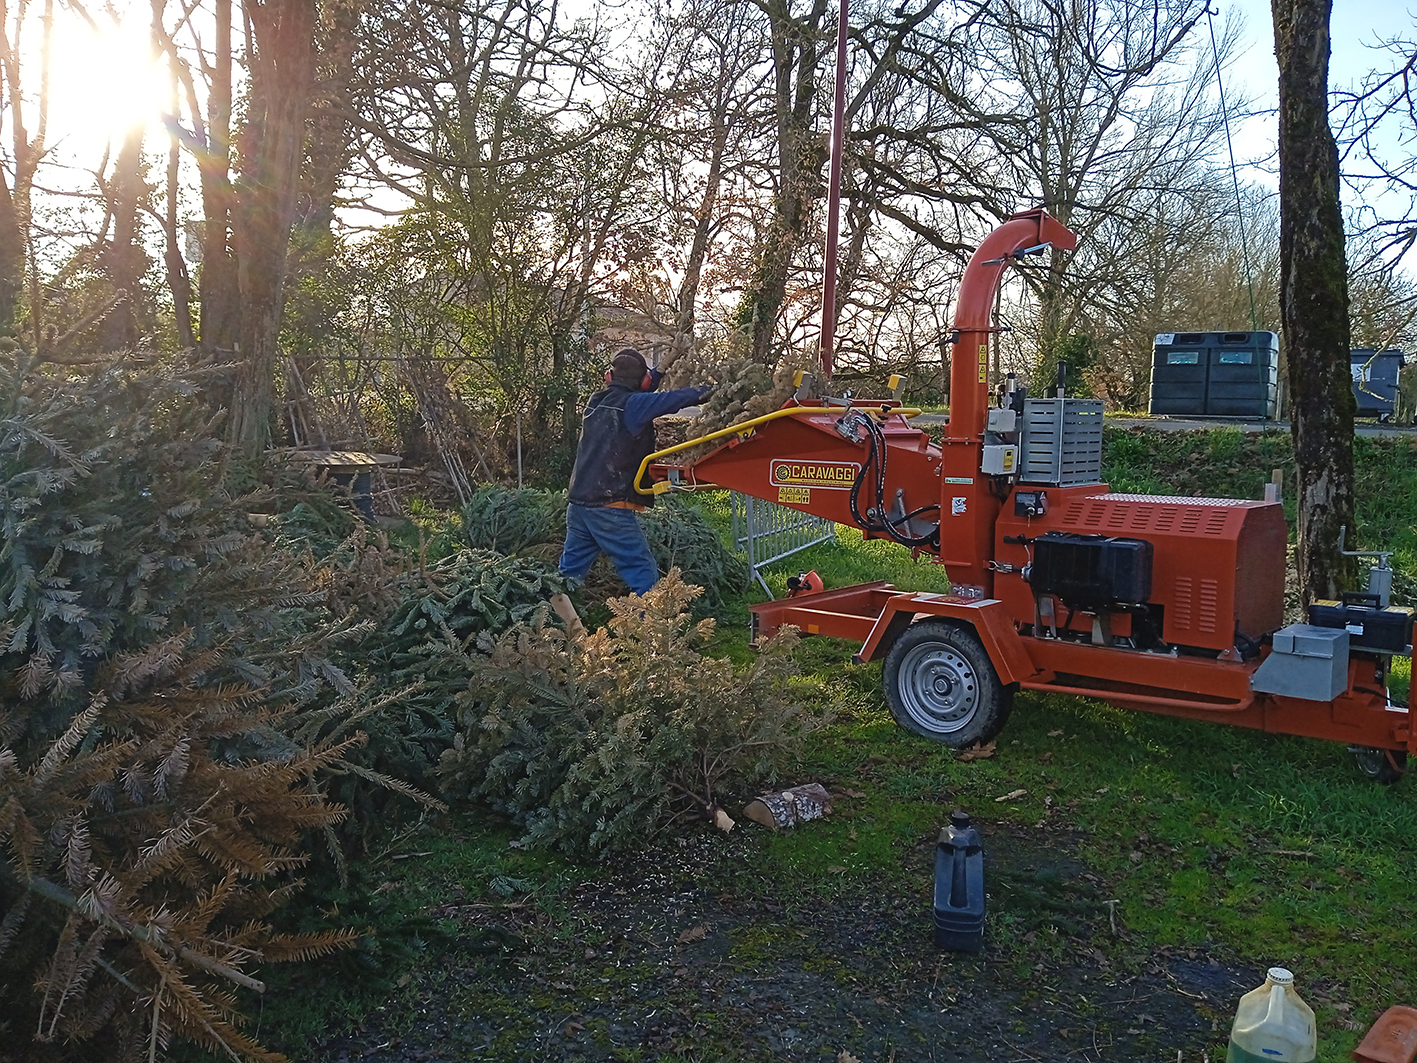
[730,493,836,597]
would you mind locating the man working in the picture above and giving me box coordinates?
[553,348,710,611]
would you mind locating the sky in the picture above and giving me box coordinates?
[1222,0,1412,185]
[27,0,1410,181]
[17,0,1415,252]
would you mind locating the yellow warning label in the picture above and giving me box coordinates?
[769,460,860,490]
[977,343,988,383]
[778,486,811,504]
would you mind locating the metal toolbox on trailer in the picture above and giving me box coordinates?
[1251,625,1350,702]
[1308,597,1413,654]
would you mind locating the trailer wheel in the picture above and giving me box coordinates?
[883,620,1011,747]
[1350,746,1407,785]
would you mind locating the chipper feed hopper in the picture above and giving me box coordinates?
[637,208,1414,782]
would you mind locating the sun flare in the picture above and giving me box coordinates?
[45,14,169,149]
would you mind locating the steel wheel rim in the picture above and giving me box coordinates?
[1353,746,1394,778]
[1355,748,1382,776]
[897,641,979,734]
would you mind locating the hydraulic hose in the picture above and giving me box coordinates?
[848,415,939,549]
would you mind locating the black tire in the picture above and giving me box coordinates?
[1350,746,1407,785]
[882,620,1012,747]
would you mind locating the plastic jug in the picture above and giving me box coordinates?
[1226,967,1316,1063]
[932,810,985,952]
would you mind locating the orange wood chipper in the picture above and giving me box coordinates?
[636,208,1414,782]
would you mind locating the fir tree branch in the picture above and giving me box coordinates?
[3,867,268,993]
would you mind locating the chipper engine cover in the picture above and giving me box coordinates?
[994,492,1288,653]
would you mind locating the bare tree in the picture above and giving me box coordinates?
[0,0,181,359]
[727,0,831,363]
[342,0,660,465]
[155,0,195,350]
[1075,182,1282,405]
[1347,228,1417,352]
[0,0,53,342]
[960,0,1237,383]
[186,0,240,354]
[91,123,150,351]
[283,0,366,360]
[223,0,319,452]
[816,1,1013,376]
[1334,29,1417,264]
[731,0,979,366]
[152,0,326,452]
[1273,0,1354,603]
[695,0,1247,389]
[645,0,772,362]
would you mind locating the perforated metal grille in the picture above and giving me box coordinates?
[1090,494,1252,506]
[1059,495,1248,537]
[1019,399,1103,486]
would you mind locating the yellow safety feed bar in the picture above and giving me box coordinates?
[634,404,922,495]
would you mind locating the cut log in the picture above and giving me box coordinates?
[742,783,833,830]
[743,793,793,829]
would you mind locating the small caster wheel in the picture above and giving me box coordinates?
[1349,746,1407,784]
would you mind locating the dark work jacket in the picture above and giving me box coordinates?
[568,385,658,507]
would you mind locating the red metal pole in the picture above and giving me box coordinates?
[819,0,850,381]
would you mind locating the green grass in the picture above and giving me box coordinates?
[255,699,1413,1062]
[1353,436,1417,603]
[688,643,1416,1058]
[754,523,955,599]
[1102,424,1298,518]
[253,427,1416,1062]
[683,491,952,626]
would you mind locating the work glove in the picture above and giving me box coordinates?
[694,384,715,402]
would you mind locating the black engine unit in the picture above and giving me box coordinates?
[1028,532,1153,610]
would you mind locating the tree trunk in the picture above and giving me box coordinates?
[163,120,196,349]
[1,0,54,346]
[97,126,148,351]
[197,0,240,357]
[670,107,730,362]
[1271,0,1354,604]
[154,0,194,349]
[284,0,364,350]
[734,0,829,364]
[227,0,318,455]
[0,168,20,337]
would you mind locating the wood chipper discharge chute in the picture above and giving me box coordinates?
[637,207,1414,783]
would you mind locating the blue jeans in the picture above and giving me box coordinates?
[559,504,659,595]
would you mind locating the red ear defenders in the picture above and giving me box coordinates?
[604,367,654,391]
